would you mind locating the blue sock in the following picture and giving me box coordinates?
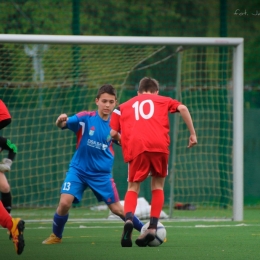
[120,215,144,232]
[132,215,144,231]
[52,213,69,238]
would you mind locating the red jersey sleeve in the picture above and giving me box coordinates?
[168,98,182,113]
[110,107,121,132]
[0,100,11,121]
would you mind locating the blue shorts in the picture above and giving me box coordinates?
[60,167,120,205]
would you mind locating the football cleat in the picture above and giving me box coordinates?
[42,233,62,244]
[121,220,133,247]
[10,218,25,255]
[135,228,156,247]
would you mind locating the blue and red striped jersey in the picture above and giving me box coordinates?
[66,110,114,174]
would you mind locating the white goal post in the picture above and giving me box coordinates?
[0,34,243,221]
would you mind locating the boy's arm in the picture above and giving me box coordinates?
[110,107,121,143]
[177,105,197,148]
[56,113,68,129]
[110,129,121,143]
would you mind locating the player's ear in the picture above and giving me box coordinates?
[95,98,99,105]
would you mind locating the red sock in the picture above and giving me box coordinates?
[150,189,164,218]
[124,190,138,216]
[0,201,12,230]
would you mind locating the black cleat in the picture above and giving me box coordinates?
[135,228,156,247]
[121,220,133,247]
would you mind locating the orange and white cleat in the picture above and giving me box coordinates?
[10,218,25,255]
[42,233,62,244]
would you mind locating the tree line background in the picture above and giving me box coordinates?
[0,0,259,85]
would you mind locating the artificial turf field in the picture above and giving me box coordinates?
[1,208,259,260]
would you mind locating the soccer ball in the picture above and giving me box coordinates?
[140,221,167,247]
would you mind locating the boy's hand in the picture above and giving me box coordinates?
[188,134,197,148]
[56,114,68,128]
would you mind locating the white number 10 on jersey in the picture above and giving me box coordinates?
[132,100,154,120]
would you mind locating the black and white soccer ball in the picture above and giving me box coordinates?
[140,221,167,247]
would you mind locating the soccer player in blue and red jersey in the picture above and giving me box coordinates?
[110,77,197,247]
[42,84,143,245]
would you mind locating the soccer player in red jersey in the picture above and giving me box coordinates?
[0,200,25,254]
[110,77,197,247]
[0,100,18,214]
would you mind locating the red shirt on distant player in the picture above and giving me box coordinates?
[110,94,181,162]
[0,100,11,121]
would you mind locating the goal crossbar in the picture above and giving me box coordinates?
[0,34,243,46]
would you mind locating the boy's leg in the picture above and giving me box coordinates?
[0,172,12,213]
[0,137,17,172]
[1,191,12,213]
[122,154,149,247]
[43,171,84,244]
[42,193,73,244]
[149,189,164,227]
[108,200,143,232]
[0,201,25,255]
[123,154,148,223]
[108,200,143,247]
[121,189,139,247]
[135,189,164,247]
[0,200,12,229]
[136,153,167,247]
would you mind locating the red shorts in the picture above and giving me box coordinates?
[128,151,169,182]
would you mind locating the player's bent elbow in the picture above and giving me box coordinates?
[177,104,188,113]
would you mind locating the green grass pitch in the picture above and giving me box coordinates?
[1,208,259,260]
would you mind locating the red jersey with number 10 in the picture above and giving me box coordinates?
[110,94,181,162]
[0,100,11,121]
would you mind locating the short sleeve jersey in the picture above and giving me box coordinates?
[110,94,181,162]
[0,100,11,121]
[66,110,114,174]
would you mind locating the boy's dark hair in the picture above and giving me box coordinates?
[96,84,117,99]
[138,77,159,93]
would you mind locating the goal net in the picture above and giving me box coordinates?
[0,35,243,221]
[170,46,234,219]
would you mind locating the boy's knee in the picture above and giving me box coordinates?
[110,203,124,216]
[0,183,10,193]
[57,199,72,215]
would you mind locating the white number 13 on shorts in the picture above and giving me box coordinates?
[62,182,71,191]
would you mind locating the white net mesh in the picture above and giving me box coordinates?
[172,46,233,218]
[0,42,236,219]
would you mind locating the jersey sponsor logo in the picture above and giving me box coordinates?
[102,144,108,150]
[87,139,108,150]
[89,126,95,136]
